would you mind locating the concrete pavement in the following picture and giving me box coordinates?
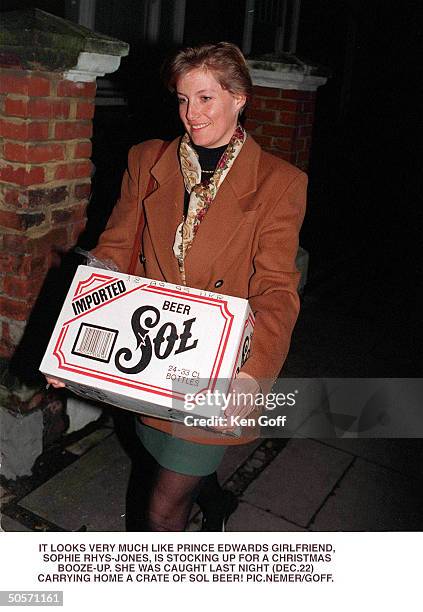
[1,416,422,532]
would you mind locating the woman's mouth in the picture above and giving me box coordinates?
[190,122,211,131]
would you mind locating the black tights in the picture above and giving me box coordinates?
[125,439,223,532]
[147,467,203,531]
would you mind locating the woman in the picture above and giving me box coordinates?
[48,42,307,531]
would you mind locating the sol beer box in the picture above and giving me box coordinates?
[40,265,254,423]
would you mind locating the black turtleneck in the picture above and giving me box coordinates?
[183,143,228,218]
[194,143,227,177]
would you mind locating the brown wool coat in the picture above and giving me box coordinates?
[92,134,307,445]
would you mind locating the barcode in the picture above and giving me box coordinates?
[72,324,118,363]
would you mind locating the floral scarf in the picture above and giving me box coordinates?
[173,124,247,284]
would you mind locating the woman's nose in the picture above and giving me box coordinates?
[186,101,199,121]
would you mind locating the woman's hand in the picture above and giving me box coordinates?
[182,372,260,436]
[224,371,261,420]
[206,372,261,435]
[45,376,66,389]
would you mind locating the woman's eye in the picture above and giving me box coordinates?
[201,96,212,102]
[177,98,187,105]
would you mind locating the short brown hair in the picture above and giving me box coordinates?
[163,42,252,102]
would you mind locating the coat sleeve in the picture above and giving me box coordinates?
[241,171,307,387]
[91,141,162,272]
[91,144,143,272]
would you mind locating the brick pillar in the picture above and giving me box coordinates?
[0,9,128,363]
[0,74,96,358]
[246,87,316,171]
[246,59,328,171]
[245,58,329,294]
[0,9,128,479]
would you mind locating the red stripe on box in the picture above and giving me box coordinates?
[73,272,116,298]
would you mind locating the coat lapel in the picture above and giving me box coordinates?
[184,136,261,287]
[143,139,184,283]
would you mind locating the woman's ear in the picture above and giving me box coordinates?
[233,93,247,114]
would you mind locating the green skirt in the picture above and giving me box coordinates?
[135,420,227,476]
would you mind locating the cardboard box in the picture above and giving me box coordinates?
[40,265,254,423]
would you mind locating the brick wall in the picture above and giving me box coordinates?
[245,85,316,171]
[0,69,96,358]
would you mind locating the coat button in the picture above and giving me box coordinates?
[139,253,146,264]
[214,279,224,288]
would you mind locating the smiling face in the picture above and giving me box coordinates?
[176,68,246,148]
